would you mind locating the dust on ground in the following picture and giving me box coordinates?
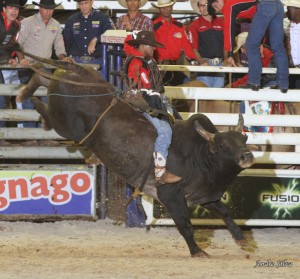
[0,219,299,279]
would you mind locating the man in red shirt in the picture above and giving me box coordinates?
[125,31,182,185]
[152,0,197,85]
[188,0,226,87]
[208,0,289,93]
[0,0,26,137]
[207,0,257,67]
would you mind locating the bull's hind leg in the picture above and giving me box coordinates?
[16,73,50,103]
[157,185,209,258]
[30,97,52,130]
[201,200,247,246]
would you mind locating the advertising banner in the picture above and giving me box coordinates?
[0,165,97,219]
[150,173,300,226]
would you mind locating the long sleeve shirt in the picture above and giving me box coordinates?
[63,8,114,58]
[18,13,66,62]
[221,0,257,55]
[153,16,196,62]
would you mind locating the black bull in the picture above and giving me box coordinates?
[17,55,254,258]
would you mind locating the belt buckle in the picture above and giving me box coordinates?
[211,58,220,65]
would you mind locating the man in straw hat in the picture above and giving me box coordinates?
[63,0,114,68]
[125,31,182,184]
[229,32,276,89]
[284,0,300,89]
[188,0,226,87]
[116,0,153,31]
[16,0,69,129]
[208,0,289,93]
[0,0,26,138]
[152,0,197,85]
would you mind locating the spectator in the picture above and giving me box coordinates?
[188,0,226,87]
[63,0,114,72]
[17,0,69,128]
[152,0,197,85]
[284,0,300,89]
[125,31,182,184]
[208,0,289,93]
[0,0,26,140]
[228,32,276,88]
[116,0,153,31]
[207,0,257,68]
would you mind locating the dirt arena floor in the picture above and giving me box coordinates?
[0,219,299,279]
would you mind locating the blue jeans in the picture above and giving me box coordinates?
[246,0,289,89]
[143,113,172,158]
[196,60,225,88]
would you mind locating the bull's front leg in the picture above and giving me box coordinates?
[201,200,247,246]
[157,185,209,258]
[16,72,50,103]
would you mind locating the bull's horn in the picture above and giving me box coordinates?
[22,51,93,77]
[194,120,215,141]
[235,114,244,132]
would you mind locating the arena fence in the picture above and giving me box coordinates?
[1,64,300,225]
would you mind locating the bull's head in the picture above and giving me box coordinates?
[194,114,254,169]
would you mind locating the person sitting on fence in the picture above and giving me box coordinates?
[124,31,182,185]
[208,0,289,93]
[16,0,69,130]
[0,0,26,144]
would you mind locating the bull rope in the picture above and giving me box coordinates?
[79,97,119,145]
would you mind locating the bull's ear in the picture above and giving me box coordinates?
[235,114,244,132]
[194,121,216,153]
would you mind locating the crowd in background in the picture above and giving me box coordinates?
[0,0,300,129]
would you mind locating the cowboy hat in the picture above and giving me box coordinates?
[282,0,300,8]
[190,0,202,14]
[151,0,176,8]
[3,0,27,8]
[32,0,61,9]
[126,31,164,48]
[117,0,148,9]
[234,32,248,53]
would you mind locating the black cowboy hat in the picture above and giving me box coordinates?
[3,0,27,8]
[32,0,61,9]
[126,31,164,48]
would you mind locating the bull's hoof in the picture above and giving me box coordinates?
[235,238,248,247]
[16,88,27,103]
[191,250,210,258]
[85,153,102,166]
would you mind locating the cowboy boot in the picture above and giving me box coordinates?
[153,152,182,185]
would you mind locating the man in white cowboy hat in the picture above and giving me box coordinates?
[116,0,153,31]
[16,0,69,129]
[188,0,226,88]
[229,32,276,89]
[152,0,197,85]
[125,31,182,184]
[284,0,300,89]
